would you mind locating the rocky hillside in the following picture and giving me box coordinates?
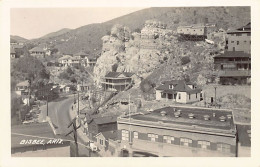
[24,7,250,54]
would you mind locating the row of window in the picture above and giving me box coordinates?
[230,33,250,36]
[230,40,251,45]
[121,130,231,152]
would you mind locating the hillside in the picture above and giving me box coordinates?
[10,35,28,43]
[26,7,250,54]
[39,28,71,39]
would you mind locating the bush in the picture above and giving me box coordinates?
[112,63,118,72]
[181,56,191,65]
[140,79,156,93]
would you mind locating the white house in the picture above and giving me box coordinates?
[155,80,202,104]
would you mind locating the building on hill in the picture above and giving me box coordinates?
[225,22,251,53]
[86,115,118,140]
[15,80,30,96]
[214,51,251,85]
[29,45,51,58]
[85,55,97,67]
[155,80,202,104]
[58,55,73,67]
[101,72,135,92]
[177,24,207,41]
[10,47,17,58]
[116,106,237,157]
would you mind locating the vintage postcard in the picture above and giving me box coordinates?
[1,0,260,167]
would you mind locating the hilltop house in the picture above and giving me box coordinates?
[155,80,202,104]
[58,55,73,67]
[15,80,30,96]
[85,55,97,67]
[102,72,136,92]
[214,22,251,85]
[177,24,207,41]
[29,45,51,58]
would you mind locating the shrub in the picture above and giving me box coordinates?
[181,56,191,65]
[112,63,118,72]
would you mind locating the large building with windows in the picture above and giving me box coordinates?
[116,106,237,157]
[225,22,251,53]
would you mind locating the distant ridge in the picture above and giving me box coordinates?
[21,7,250,54]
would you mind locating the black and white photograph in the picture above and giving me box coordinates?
[1,0,260,166]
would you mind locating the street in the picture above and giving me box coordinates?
[39,95,99,157]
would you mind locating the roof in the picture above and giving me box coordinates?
[85,54,97,60]
[58,55,72,60]
[120,106,235,131]
[88,115,117,125]
[105,72,135,78]
[237,124,251,147]
[227,22,251,33]
[97,131,118,141]
[12,44,25,49]
[29,46,45,52]
[156,80,201,93]
[11,122,55,148]
[214,51,251,58]
[16,80,30,87]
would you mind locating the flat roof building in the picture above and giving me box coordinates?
[116,106,237,157]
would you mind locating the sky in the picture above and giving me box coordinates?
[10,8,145,39]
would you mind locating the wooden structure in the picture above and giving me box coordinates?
[177,24,207,41]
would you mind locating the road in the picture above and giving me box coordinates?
[39,96,99,157]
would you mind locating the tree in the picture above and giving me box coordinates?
[181,56,191,65]
[112,63,118,72]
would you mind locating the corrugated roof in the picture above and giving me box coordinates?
[214,51,251,58]
[58,55,72,60]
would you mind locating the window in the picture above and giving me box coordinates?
[196,93,198,98]
[237,41,239,45]
[231,41,234,43]
[244,41,247,43]
[133,132,138,139]
[247,33,251,36]
[217,143,231,153]
[198,141,210,149]
[99,139,104,145]
[237,33,242,36]
[180,138,192,147]
[148,133,158,142]
[169,84,174,89]
[122,130,129,141]
[178,93,181,99]
[189,94,191,100]
[163,136,174,144]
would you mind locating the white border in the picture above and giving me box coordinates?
[1,0,260,167]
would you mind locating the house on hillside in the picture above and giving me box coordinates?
[29,45,51,58]
[10,47,17,58]
[85,55,97,67]
[58,55,73,67]
[102,72,136,92]
[95,130,118,149]
[86,115,118,140]
[214,51,251,85]
[155,80,202,104]
[225,22,251,53]
[77,83,90,92]
[214,22,251,85]
[15,80,30,96]
[177,24,207,41]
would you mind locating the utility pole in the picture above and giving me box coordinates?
[214,86,217,108]
[47,95,49,116]
[66,117,80,157]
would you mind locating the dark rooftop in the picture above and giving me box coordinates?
[214,51,251,58]
[122,106,235,131]
[156,80,201,93]
[100,130,118,141]
[88,115,118,125]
